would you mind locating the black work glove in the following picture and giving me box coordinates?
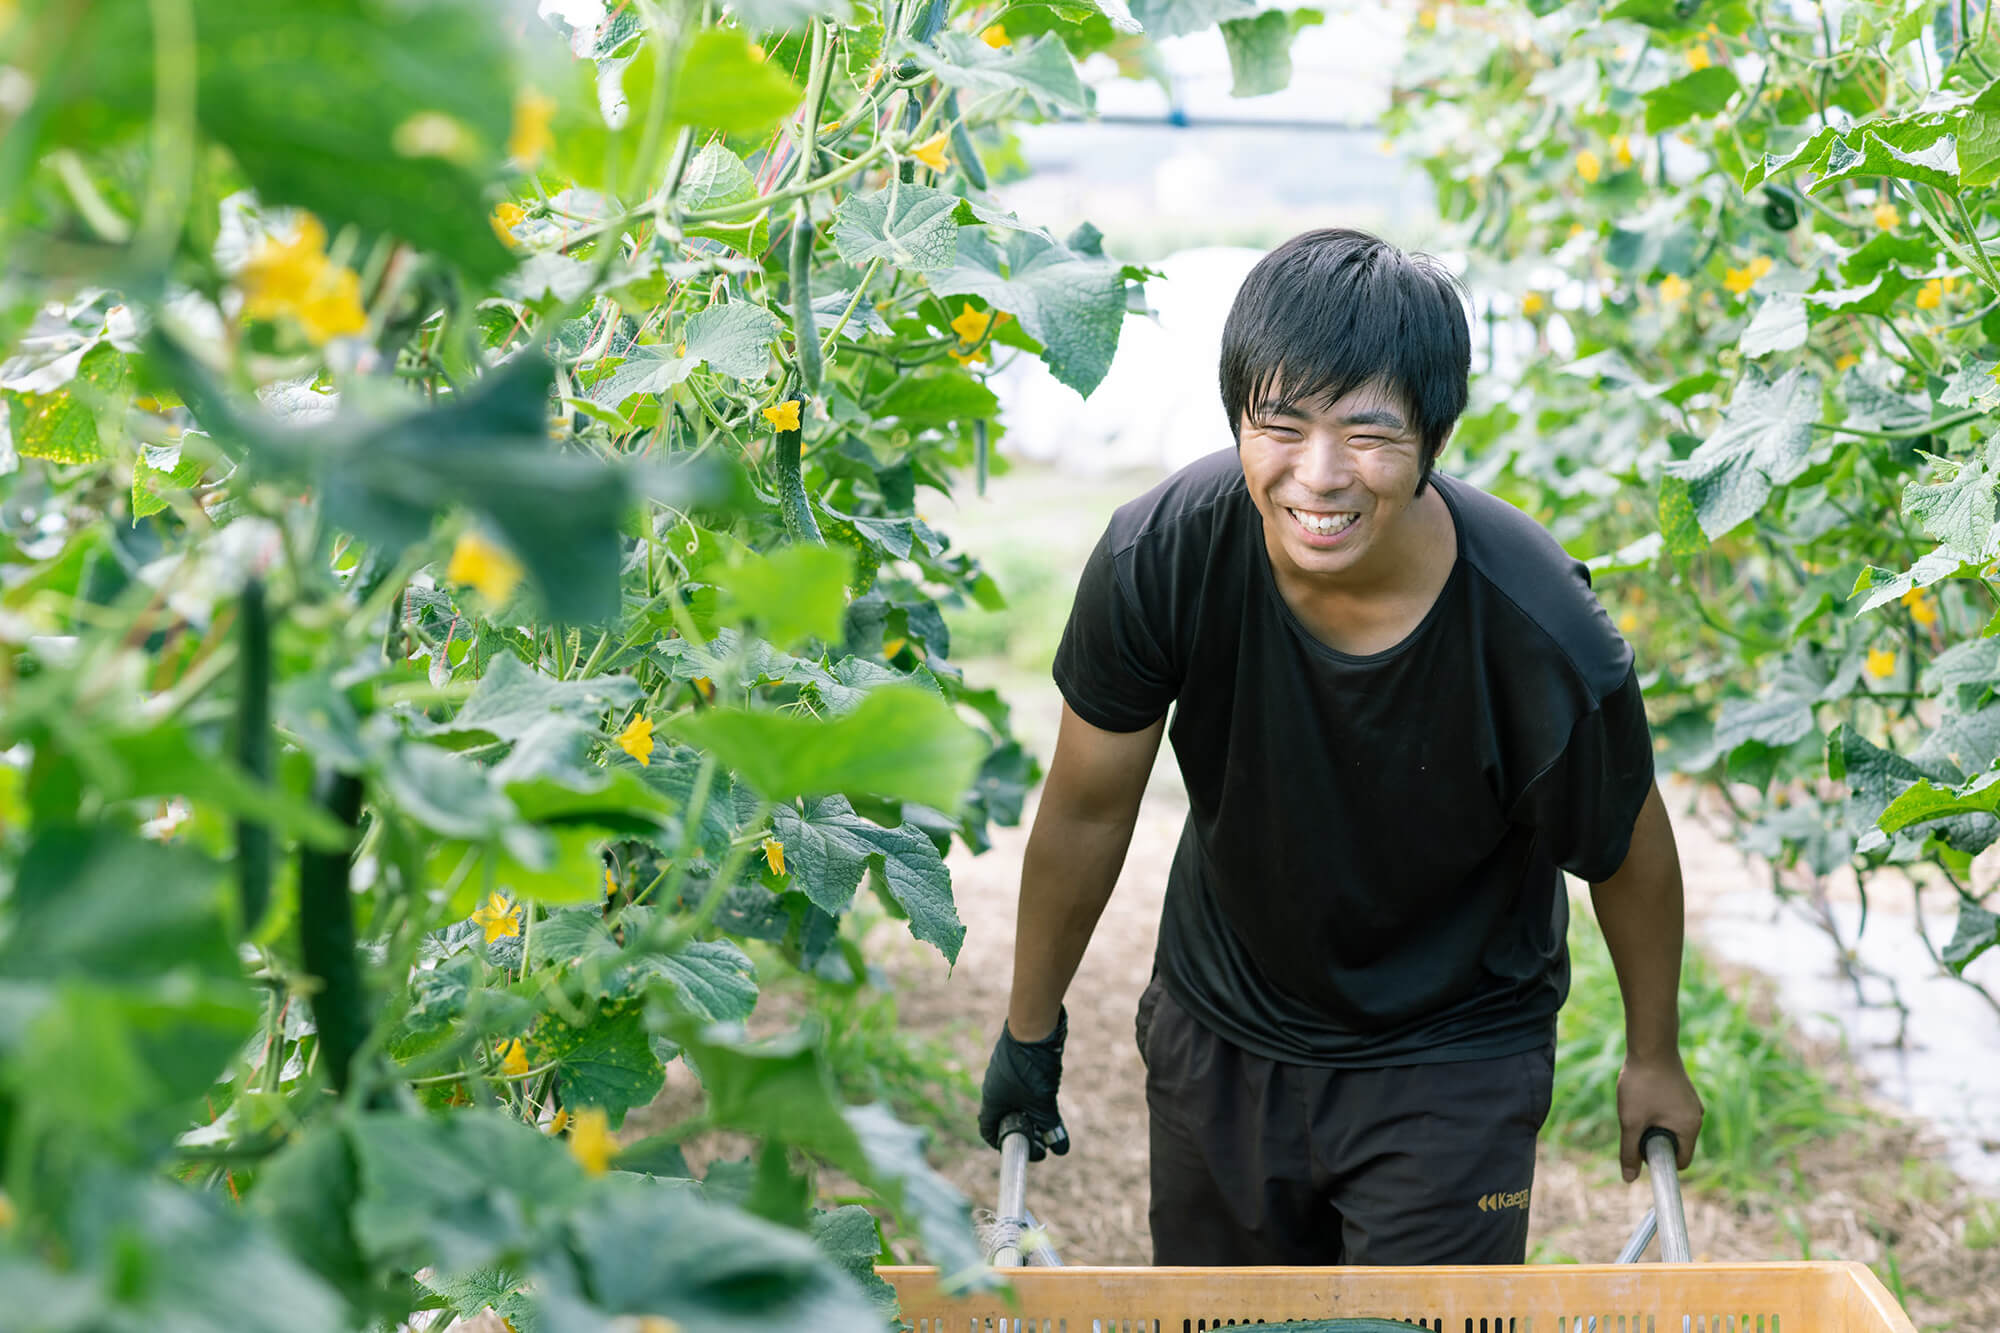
[978,1007,1070,1161]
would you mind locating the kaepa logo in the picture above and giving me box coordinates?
[1477,1188,1531,1212]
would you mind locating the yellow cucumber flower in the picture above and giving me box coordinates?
[1657,273,1691,305]
[762,399,802,432]
[239,215,368,345]
[1873,201,1900,230]
[981,23,1011,46]
[509,88,556,164]
[498,1039,531,1078]
[568,1107,618,1175]
[616,714,655,766]
[1575,149,1602,184]
[910,132,950,171]
[471,892,521,944]
[763,837,786,876]
[1865,646,1898,678]
[447,530,525,604]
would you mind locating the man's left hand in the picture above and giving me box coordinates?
[1615,1054,1703,1183]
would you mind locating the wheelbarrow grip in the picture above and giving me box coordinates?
[1641,1126,1691,1263]
[993,1112,1033,1267]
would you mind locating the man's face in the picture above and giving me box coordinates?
[1237,377,1433,588]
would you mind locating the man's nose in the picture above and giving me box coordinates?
[1293,435,1355,494]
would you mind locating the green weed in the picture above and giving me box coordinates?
[1547,899,1865,1202]
[806,983,981,1145]
[1965,1199,2000,1251]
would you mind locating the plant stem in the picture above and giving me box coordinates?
[1809,406,1989,438]
[821,256,884,356]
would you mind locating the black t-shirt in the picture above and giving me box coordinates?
[1051,449,1655,1067]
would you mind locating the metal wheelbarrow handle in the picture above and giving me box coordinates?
[992,1111,1062,1268]
[1616,1126,1692,1264]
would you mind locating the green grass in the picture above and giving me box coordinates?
[1548,899,1866,1202]
[942,543,1074,677]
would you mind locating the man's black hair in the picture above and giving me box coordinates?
[1219,228,1473,496]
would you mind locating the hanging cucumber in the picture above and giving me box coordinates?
[947,92,988,191]
[234,577,274,935]
[298,768,368,1095]
[909,0,949,43]
[789,201,824,402]
[774,375,823,546]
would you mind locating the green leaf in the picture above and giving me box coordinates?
[164,347,644,624]
[589,345,700,405]
[131,441,207,520]
[1941,357,2000,409]
[1944,900,2000,972]
[534,1001,664,1125]
[1657,474,1709,557]
[678,144,774,254]
[1741,124,1839,191]
[1220,9,1317,98]
[379,741,517,838]
[1956,110,2000,187]
[420,653,643,746]
[647,939,761,1025]
[1839,230,1937,282]
[831,184,965,275]
[1903,452,1998,561]
[569,1179,887,1331]
[709,544,856,650]
[1641,66,1741,135]
[842,1103,985,1282]
[667,684,986,810]
[771,797,965,962]
[683,1027,866,1162]
[810,1206,899,1318]
[347,1110,588,1273]
[0,824,238,983]
[5,343,126,463]
[1924,635,2000,689]
[932,227,1130,395]
[667,29,804,134]
[1877,771,2000,834]
[198,0,515,279]
[1808,127,1961,196]
[876,369,1000,429]
[1850,547,1970,612]
[64,1176,351,1333]
[1662,367,1823,537]
[898,32,1091,114]
[252,1122,371,1311]
[1127,0,1259,38]
[1737,292,1808,358]
[1803,271,1916,318]
[685,300,783,381]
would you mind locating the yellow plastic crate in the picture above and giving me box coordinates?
[879,1262,1919,1333]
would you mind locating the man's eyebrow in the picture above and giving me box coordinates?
[1251,399,1309,419]
[1337,408,1408,430]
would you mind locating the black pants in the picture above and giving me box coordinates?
[1136,974,1555,1266]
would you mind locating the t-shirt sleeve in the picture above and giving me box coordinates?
[1050,529,1178,732]
[1509,664,1656,883]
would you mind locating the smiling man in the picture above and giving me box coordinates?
[977,228,1706,1266]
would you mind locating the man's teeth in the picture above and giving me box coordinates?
[1291,509,1357,536]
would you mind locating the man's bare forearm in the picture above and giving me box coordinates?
[1007,807,1143,1041]
[1589,781,1684,1062]
[1004,706,1164,1042]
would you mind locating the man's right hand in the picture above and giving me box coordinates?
[978,1007,1071,1161]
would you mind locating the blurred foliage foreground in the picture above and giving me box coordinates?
[1389,0,2000,1026]
[0,0,1338,1326]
